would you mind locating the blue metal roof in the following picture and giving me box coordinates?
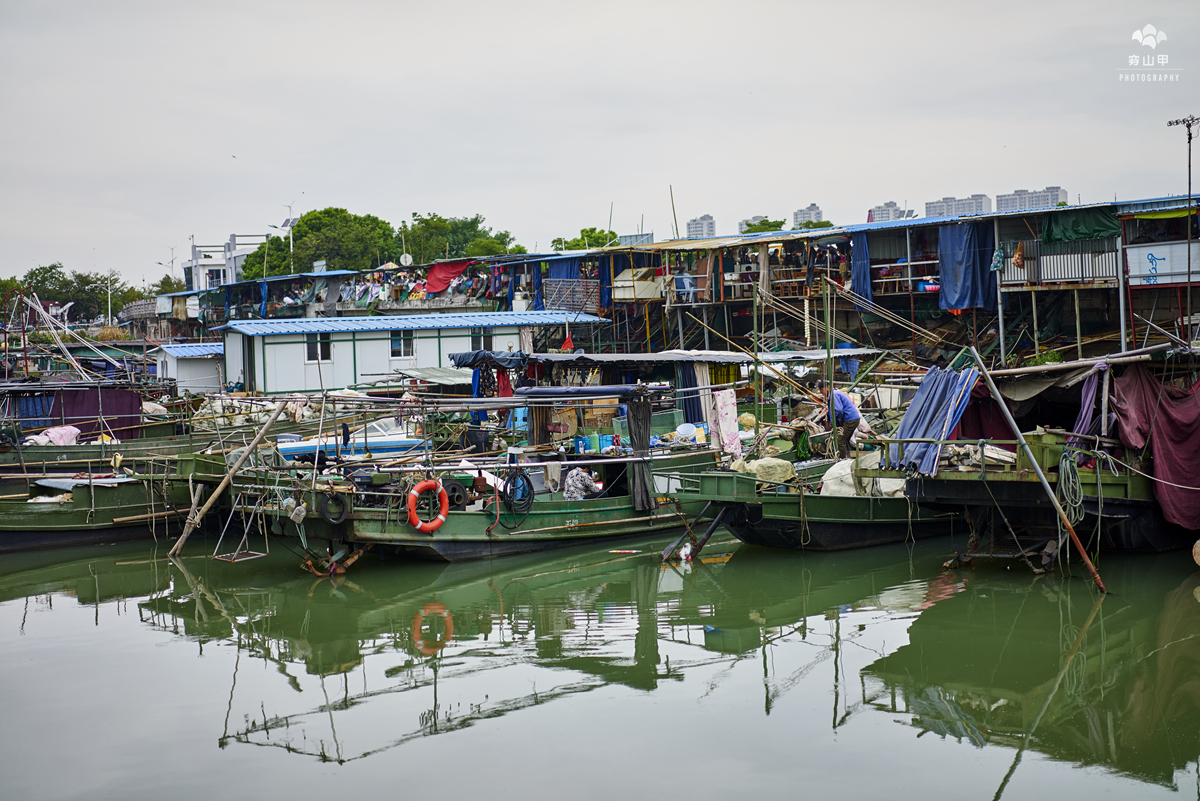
[259,270,358,281]
[216,311,609,336]
[153,343,225,358]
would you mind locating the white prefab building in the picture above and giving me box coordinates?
[152,343,226,394]
[217,311,607,394]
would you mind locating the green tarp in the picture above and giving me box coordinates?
[1042,207,1121,243]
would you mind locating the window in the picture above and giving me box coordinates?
[471,327,493,351]
[390,329,414,358]
[306,333,332,362]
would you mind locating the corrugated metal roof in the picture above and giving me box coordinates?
[259,270,358,282]
[391,366,475,385]
[529,347,881,365]
[217,311,609,336]
[153,343,225,358]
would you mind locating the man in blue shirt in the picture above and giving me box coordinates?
[817,380,861,459]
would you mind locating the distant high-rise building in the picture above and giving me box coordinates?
[686,214,716,239]
[793,204,823,227]
[867,202,915,223]
[996,186,1068,212]
[924,194,992,217]
[738,215,767,233]
[618,232,654,247]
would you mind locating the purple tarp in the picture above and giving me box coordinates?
[49,388,143,440]
[1111,364,1200,530]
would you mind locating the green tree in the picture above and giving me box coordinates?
[148,273,185,296]
[242,208,395,278]
[795,220,834,230]
[21,262,70,301]
[551,227,618,251]
[396,213,524,263]
[741,218,785,234]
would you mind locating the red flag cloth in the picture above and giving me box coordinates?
[424,259,473,294]
[1111,363,1200,530]
[562,333,574,350]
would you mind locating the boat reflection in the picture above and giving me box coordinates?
[137,538,702,762]
[860,557,1200,791]
[13,534,1194,788]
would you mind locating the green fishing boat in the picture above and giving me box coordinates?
[172,387,723,567]
[662,458,959,552]
[0,472,191,552]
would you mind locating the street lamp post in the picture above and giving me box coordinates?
[268,218,298,275]
[1167,114,1198,340]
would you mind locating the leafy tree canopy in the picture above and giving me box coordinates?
[217,207,530,280]
[551,228,618,251]
[17,262,138,322]
[795,220,834,230]
[148,273,186,296]
[741,218,785,234]
[242,207,395,278]
[397,213,523,263]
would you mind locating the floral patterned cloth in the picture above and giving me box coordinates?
[563,467,599,501]
[713,389,741,459]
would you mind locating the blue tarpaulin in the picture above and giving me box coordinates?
[850,232,871,310]
[533,263,544,310]
[600,255,612,309]
[674,364,704,424]
[887,366,979,476]
[938,223,995,311]
[548,259,580,281]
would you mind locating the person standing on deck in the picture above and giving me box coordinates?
[817,380,861,459]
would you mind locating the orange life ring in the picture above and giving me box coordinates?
[408,478,450,533]
[412,602,454,655]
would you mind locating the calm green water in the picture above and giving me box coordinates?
[1,534,1197,800]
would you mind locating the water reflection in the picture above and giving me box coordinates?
[2,537,1197,794]
[863,560,1200,791]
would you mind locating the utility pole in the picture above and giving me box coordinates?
[1167,114,1198,340]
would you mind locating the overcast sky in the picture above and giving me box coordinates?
[0,0,1195,286]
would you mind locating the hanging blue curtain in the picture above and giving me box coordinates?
[938,223,996,310]
[674,364,703,424]
[850,232,872,310]
[599,255,612,308]
[259,280,268,317]
[470,369,487,424]
[887,367,979,476]
[533,262,544,310]
[548,258,581,280]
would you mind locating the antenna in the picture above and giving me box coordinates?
[669,186,679,240]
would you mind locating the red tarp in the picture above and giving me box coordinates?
[1111,363,1200,530]
[951,380,1018,452]
[423,259,473,294]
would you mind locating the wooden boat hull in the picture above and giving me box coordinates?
[720,493,958,551]
[349,496,707,562]
[0,478,188,553]
[197,449,723,564]
[663,466,959,552]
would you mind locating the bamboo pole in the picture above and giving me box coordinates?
[168,402,286,557]
[113,508,186,524]
[968,346,1106,593]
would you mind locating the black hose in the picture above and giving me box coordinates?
[496,467,534,530]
